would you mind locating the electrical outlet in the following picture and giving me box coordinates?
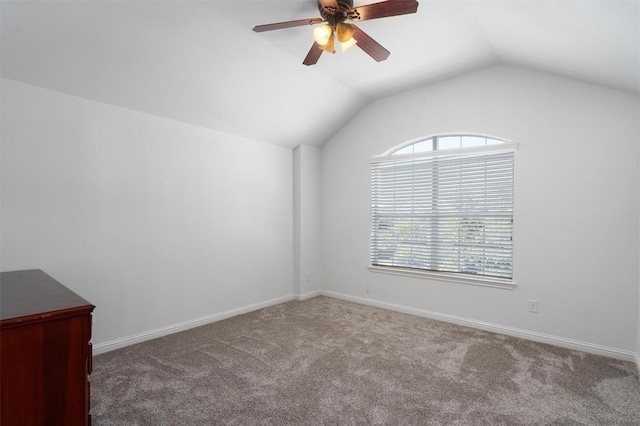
[304,274,310,283]
[528,300,539,313]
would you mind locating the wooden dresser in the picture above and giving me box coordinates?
[1,269,95,426]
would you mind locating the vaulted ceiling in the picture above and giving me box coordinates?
[2,0,638,148]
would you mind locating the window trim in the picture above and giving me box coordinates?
[370,134,518,289]
[368,265,516,290]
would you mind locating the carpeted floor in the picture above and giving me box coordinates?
[91,296,640,425]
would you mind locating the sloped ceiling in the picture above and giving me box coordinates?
[1,0,638,149]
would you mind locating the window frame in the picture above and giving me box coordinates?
[370,133,517,290]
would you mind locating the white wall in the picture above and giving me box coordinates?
[1,79,294,346]
[321,66,639,353]
[293,144,322,297]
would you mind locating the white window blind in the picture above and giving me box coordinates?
[371,145,514,280]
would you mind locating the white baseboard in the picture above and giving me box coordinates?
[295,290,322,301]
[321,290,637,363]
[93,294,295,355]
[636,353,640,376]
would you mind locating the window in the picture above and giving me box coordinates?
[370,134,516,287]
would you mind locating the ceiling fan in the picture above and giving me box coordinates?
[253,0,419,66]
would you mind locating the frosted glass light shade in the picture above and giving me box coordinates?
[336,23,355,43]
[319,35,335,53]
[341,37,357,52]
[313,24,333,46]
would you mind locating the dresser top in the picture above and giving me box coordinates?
[1,269,94,326]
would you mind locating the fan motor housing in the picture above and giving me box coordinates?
[318,0,354,25]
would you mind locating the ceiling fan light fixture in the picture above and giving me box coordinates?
[319,34,336,53]
[341,37,357,52]
[313,24,333,46]
[336,22,355,43]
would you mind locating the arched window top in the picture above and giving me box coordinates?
[383,134,511,157]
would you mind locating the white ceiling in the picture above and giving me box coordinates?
[1,0,638,148]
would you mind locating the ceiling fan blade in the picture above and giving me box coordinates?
[303,42,324,66]
[349,0,418,22]
[253,17,324,32]
[352,25,390,62]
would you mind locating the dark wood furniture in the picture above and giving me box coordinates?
[1,269,95,426]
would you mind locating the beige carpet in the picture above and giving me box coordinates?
[91,296,640,425]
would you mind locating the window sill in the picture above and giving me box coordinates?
[368,265,516,290]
